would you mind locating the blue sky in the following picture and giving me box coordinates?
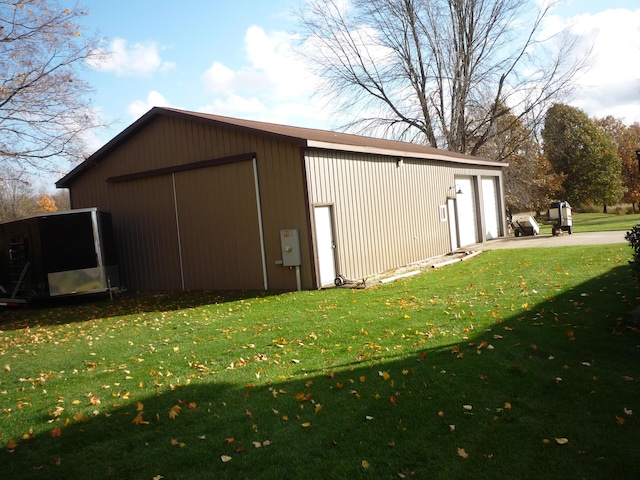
[71,0,640,153]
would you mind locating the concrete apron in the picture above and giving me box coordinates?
[474,231,628,250]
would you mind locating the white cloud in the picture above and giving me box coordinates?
[127,91,173,119]
[199,26,331,125]
[199,95,267,118]
[89,38,176,77]
[544,7,640,123]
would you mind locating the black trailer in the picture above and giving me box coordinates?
[0,208,119,306]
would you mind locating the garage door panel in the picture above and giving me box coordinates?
[174,162,264,290]
[456,177,478,247]
[482,177,500,240]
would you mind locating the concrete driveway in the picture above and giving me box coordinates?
[475,230,629,250]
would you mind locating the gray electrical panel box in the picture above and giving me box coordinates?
[280,229,301,266]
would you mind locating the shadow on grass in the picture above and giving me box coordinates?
[1,265,639,480]
[0,289,278,329]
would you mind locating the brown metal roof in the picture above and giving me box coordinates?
[57,106,504,188]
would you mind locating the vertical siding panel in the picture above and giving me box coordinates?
[176,161,263,290]
[304,150,501,281]
[68,116,312,291]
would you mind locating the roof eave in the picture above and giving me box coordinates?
[306,140,507,168]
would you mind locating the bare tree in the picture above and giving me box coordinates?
[0,167,34,221]
[297,0,590,159]
[0,0,103,173]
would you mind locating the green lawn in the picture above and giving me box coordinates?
[538,212,640,235]
[1,244,639,479]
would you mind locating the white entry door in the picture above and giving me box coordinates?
[447,198,459,251]
[314,206,336,287]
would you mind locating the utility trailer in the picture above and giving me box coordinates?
[0,208,119,306]
[511,214,540,237]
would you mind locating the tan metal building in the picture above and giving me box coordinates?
[57,107,507,291]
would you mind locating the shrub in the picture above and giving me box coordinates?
[625,224,640,282]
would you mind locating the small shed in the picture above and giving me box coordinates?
[57,107,507,291]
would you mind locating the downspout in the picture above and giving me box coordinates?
[172,173,186,290]
[253,157,268,290]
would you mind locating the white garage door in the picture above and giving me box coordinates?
[456,177,478,247]
[482,177,500,240]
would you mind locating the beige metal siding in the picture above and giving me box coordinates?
[305,150,504,281]
[68,116,313,291]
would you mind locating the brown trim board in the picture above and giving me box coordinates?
[106,152,257,183]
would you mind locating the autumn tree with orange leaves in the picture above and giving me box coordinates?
[597,117,640,211]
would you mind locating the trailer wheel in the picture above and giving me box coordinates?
[514,229,520,237]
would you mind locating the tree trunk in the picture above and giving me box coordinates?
[603,205,607,213]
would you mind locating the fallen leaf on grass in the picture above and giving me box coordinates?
[221,455,232,463]
[132,412,148,425]
[169,405,181,419]
[616,416,625,425]
[622,376,634,381]
[170,438,185,447]
[51,428,62,438]
[301,422,311,428]
[457,447,469,458]
[362,460,370,469]
[555,438,569,445]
